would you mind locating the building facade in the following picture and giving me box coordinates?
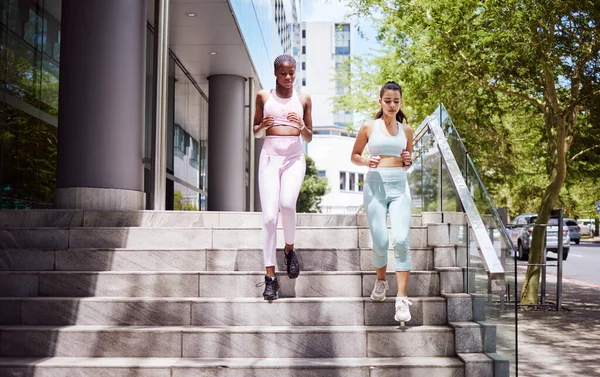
[300,21,367,213]
[0,0,300,211]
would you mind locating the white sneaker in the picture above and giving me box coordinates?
[394,297,413,323]
[370,279,389,301]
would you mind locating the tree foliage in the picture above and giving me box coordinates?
[297,155,328,213]
[338,0,600,306]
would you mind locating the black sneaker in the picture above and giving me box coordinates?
[260,275,279,300]
[284,249,300,279]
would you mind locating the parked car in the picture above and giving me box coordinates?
[564,218,581,244]
[577,219,596,237]
[507,213,570,261]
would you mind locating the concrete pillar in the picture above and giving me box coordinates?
[207,75,246,211]
[56,0,146,210]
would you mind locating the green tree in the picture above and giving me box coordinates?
[297,155,328,213]
[341,0,600,306]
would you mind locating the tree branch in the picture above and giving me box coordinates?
[570,144,600,162]
[482,81,544,110]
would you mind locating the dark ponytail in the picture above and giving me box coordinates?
[375,81,407,123]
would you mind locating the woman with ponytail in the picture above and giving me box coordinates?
[252,54,313,300]
[350,81,414,327]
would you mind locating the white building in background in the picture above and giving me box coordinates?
[300,21,368,213]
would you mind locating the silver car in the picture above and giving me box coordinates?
[564,218,581,244]
[508,214,571,260]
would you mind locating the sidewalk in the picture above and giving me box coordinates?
[517,236,600,376]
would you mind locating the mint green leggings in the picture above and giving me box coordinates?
[364,168,412,271]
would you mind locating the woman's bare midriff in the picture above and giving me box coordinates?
[266,127,301,137]
[376,155,404,168]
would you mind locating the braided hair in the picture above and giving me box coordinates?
[274,54,296,87]
[274,54,296,70]
[375,81,408,124]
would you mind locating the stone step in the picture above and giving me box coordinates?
[0,210,431,229]
[1,246,456,272]
[0,325,456,358]
[0,297,448,326]
[0,271,441,298]
[0,356,465,377]
[0,226,432,250]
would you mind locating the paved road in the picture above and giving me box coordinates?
[517,238,600,287]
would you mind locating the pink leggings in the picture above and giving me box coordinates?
[259,136,306,267]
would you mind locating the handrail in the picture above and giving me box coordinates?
[414,107,505,280]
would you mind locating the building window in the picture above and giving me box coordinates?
[349,172,356,191]
[302,45,306,54]
[302,29,306,38]
[302,79,306,86]
[302,62,306,70]
[358,173,364,192]
[339,171,346,190]
[317,170,326,178]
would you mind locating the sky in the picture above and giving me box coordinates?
[301,0,381,57]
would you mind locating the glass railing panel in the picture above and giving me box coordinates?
[411,104,517,376]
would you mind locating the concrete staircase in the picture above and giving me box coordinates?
[0,210,506,376]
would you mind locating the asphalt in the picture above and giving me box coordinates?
[517,236,600,376]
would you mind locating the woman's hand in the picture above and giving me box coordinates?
[260,115,274,131]
[287,112,305,130]
[368,155,381,168]
[401,149,412,166]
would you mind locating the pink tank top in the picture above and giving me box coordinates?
[263,89,304,129]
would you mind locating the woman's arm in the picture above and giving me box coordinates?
[253,90,272,137]
[350,122,371,166]
[300,93,313,142]
[401,124,414,168]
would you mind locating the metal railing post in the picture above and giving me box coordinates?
[555,208,564,311]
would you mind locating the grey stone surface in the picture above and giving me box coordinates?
[207,248,361,272]
[0,367,171,377]
[478,321,497,353]
[457,353,493,377]
[83,211,220,228]
[199,272,362,298]
[0,250,54,271]
[427,224,450,246]
[437,267,464,293]
[421,212,443,225]
[192,298,363,326]
[181,328,366,358]
[0,300,20,325]
[0,229,69,250]
[434,246,457,268]
[487,352,510,377]
[364,298,447,326]
[296,213,358,227]
[55,249,206,271]
[444,293,473,322]
[0,327,182,357]
[37,272,199,297]
[470,294,487,321]
[213,227,358,249]
[367,326,455,357]
[173,367,365,377]
[55,187,145,211]
[21,299,192,326]
[0,273,38,297]
[362,272,440,298]
[450,322,483,353]
[442,212,465,225]
[0,210,83,228]
[68,228,212,249]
